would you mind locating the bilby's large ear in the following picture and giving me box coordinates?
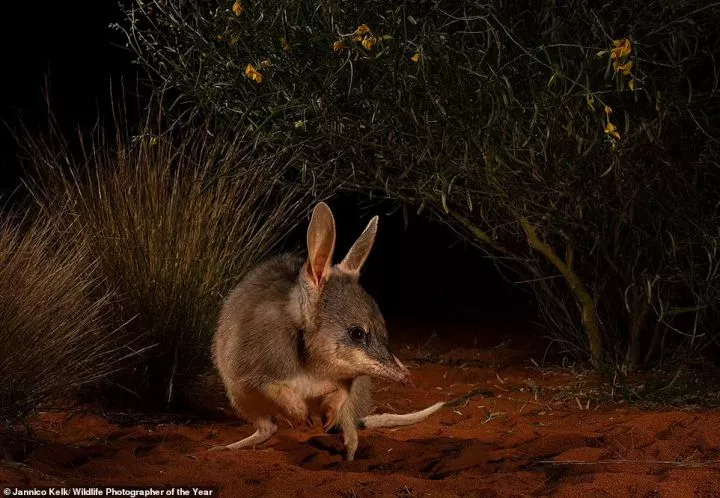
[338,215,378,275]
[305,202,336,288]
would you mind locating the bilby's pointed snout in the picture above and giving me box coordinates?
[366,336,412,384]
[371,351,411,384]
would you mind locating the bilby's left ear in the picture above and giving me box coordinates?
[337,216,378,275]
[304,202,336,288]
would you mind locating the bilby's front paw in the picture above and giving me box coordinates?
[322,407,340,433]
[321,412,341,434]
[320,388,348,433]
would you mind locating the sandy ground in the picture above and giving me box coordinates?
[2,320,720,497]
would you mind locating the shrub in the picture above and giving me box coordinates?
[25,108,314,407]
[120,0,720,371]
[0,210,118,425]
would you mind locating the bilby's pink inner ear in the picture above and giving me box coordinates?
[305,202,336,287]
[338,215,378,275]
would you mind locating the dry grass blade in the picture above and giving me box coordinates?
[0,210,120,425]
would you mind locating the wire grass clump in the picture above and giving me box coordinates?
[120,0,720,372]
[0,211,118,426]
[25,109,312,408]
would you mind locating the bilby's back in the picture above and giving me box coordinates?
[212,253,305,389]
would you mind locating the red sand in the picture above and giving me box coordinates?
[2,320,720,496]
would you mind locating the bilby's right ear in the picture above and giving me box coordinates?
[338,215,378,275]
[304,202,336,288]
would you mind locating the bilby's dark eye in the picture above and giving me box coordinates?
[348,326,367,344]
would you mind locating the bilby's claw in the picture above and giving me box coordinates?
[321,413,337,433]
[322,410,339,432]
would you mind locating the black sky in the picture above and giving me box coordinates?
[1,0,137,189]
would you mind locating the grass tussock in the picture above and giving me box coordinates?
[25,109,313,408]
[0,211,118,425]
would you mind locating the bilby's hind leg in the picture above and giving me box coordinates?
[209,417,277,451]
[210,383,278,452]
[264,383,312,426]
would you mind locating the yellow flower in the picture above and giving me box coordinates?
[355,24,371,36]
[604,121,621,141]
[361,35,377,50]
[614,60,634,75]
[353,24,371,42]
[332,40,348,51]
[628,79,636,91]
[261,59,272,68]
[280,37,290,52]
[604,105,612,116]
[410,49,422,62]
[245,63,263,83]
[610,38,631,60]
[620,39,632,57]
[232,0,243,16]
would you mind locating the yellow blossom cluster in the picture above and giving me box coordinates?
[603,105,620,143]
[595,37,640,148]
[332,24,377,52]
[610,38,635,90]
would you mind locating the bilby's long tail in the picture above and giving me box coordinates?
[360,401,445,429]
[358,388,491,429]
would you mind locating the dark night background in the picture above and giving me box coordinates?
[0,0,530,333]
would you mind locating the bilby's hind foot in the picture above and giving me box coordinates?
[209,417,277,451]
